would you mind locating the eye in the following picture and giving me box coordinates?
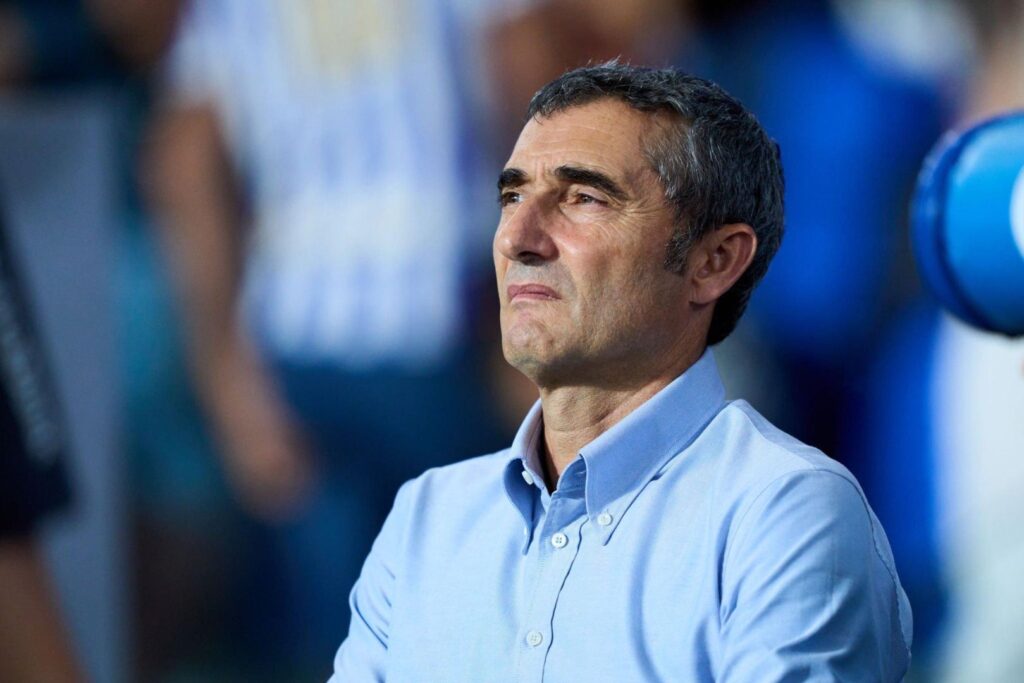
[572,190,606,205]
[499,190,522,206]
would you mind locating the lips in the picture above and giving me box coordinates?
[507,283,560,302]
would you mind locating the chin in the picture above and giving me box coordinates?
[504,344,585,388]
[502,340,540,370]
[502,338,550,375]
[501,316,546,352]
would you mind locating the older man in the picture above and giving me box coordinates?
[330,63,911,682]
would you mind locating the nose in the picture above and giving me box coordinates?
[494,197,557,265]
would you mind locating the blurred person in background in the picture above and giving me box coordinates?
[859,1,1024,679]
[0,205,80,683]
[1,2,196,680]
[147,0,524,675]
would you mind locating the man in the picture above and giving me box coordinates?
[150,0,511,666]
[330,63,912,682]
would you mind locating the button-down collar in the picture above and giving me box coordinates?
[503,349,727,546]
[503,400,546,549]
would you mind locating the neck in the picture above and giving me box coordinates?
[536,343,705,490]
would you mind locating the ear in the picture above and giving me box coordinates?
[688,223,757,306]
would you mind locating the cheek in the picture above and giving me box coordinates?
[585,261,675,333]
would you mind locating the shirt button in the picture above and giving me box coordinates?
[526,630,544,647]
[597,512,613,526]
[521,469,535,486]
[551,532,568,549]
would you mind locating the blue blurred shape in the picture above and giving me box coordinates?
[913,112,1024,336]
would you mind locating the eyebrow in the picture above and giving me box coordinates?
[497,168,527,192]
[554,165,628,201]
[497,165,628,202]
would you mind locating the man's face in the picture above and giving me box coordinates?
[494,99,693,386]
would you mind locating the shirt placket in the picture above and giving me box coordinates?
[517,487,587,683]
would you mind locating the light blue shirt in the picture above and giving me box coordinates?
[330,351,912,681]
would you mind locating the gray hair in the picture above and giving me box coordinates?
[527,61,785,345]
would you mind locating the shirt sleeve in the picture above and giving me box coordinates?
[328,479,415,682]
[719,469,912,682]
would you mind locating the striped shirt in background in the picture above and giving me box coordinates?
[165,0,520,369]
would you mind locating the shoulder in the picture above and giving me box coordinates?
[696,399,872,523]
[372,449,518,568]
[711,399,858,483]
[706,400,881,557]
[393,449,514,515]
[708,401,913,660]
[699,399,903,585]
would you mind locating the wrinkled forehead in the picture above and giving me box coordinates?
[512,101,647,167]
[507,99,661,178]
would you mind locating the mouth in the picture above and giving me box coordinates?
[507,283,560,303]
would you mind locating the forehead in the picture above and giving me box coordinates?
[507,99,656,178]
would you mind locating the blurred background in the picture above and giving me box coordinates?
[0,0,1022,680]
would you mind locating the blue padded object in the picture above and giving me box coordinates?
[913,112,1024,336]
